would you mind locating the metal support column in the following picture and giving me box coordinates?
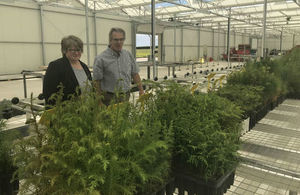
[131,22,137,59]
[227,9,231,64]
[212,29,215,60]
[151,0,156,79]
[174,21,177,62]
[224,30,226,56]
[197,27,200,60]
[292,34,295,48]
[39,5,46,66]
[85,0,91,66]
[257,38,260,58]
[242,31,244,44]
[160,33,164,63]
[243,31,246,57]
[217,23,220,62]
[173,20,176,76]
[23,74,27,98]
[261,0,267,58]
[234,30,236,49]
[280,27,283,52]
[93,2,98,57]
[180,27,183,62]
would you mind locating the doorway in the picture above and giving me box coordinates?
[136,34,158,62]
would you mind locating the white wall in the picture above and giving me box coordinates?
[0,2,42,74]
[163,27,216,62]
[257,39,262,57]
[1,0,299,75]
[264,34,298,52]
[163,26,255,62]
[0,1,133,75]
[213,30,226,60]
[182,29,198,61]
[282,35,294,50]
[294,35,300,46]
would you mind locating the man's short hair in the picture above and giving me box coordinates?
[109,28,126,43]
[61,35,83,56]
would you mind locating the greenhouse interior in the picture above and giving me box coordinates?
[1,0,300,194]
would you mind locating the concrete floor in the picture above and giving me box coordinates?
[0,78,43,101]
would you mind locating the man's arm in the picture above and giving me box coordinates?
[132,73,144,96]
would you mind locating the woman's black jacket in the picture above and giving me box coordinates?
[43,55,92,106]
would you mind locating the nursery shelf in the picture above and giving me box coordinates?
[225,99,300,195]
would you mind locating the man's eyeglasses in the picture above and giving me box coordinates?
[68,48,82,53]
[112,38,125,42]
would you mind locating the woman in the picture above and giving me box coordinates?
[43,35,92,106]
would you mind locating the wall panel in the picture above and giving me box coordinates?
[0,1,133,74]
[236,35,243,47]
[164,46,175,62]
[282,36,293,50]
[96,19,132,46]
[163,29,175,45]
[229,33,235,49]
[295,35,300,46]
[43,11,87,43]
[183,47,198,61]
[0,5,40,42]
[183,29,198,46]
[0,43,42,73]
[200,30,213,46]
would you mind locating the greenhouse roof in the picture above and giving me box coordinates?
[36,0,300,37]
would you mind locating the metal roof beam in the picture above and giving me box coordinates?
[231,7,300,16]
[95,1,158,12]
[204,0,283,9]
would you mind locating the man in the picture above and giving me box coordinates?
[93,28,144,106]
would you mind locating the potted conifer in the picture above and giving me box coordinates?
[0,119,19,195]
[14,88,172,195]
[152,81,242,194]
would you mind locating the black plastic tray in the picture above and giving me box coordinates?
[173,169,235,195]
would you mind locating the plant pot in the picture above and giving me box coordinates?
[136,177,175,195]
[277,95,285,105]
[241,117,250,135]
[1,108,25,120]
[249,103,269,130]
[249,96,286,130]
[173,169,235,195]
[0,168,19,195]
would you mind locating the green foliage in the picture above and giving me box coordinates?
[14,88,172,195]
[275,47,300,98]
[0,99,11,119]
[0,99,11,110]
[136,48,158,58]
[152,81,242,180]
[227,60,286,103]
[216,84,264,119]
[0,117,20,195]
[0,119,11,174]
[0,118,20,176]
[0,119,5,130]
